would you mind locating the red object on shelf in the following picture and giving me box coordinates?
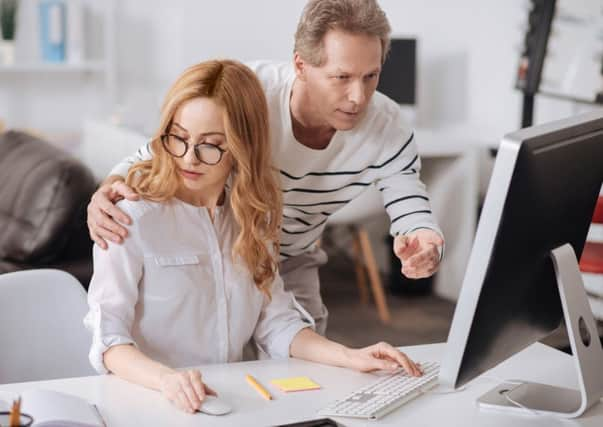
[580,241,603,274]
[593,196,603,224]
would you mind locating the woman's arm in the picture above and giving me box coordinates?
[289,328,422,376]
[103,344,173,390]
[104,344,215,413]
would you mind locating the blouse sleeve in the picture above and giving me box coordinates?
[252,273,314,359]
[83,213,143,374]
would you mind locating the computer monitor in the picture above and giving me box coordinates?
[377,38,416,105]
[439,111,603,418]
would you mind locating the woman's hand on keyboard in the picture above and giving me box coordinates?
[342,342,423,377]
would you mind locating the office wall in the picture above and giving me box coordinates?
[1,0,593,138]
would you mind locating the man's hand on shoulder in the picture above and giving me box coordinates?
[87,176,140,249]
[393,229,444,279]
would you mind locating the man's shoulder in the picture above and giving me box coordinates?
[244,60,294,92]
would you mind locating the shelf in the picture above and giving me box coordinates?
[0,61,106,73]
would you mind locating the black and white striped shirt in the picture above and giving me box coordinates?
[110,61,441,261]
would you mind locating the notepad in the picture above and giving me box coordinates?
[271,376,321,392]
[0,389,104,427]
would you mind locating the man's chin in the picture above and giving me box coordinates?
[331,118,360,131]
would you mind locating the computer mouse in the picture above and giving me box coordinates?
[197,395,232,416]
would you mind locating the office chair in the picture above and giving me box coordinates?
[0,269,95,384]
[328,186,391,324]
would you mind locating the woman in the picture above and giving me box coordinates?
[84,59,422,414]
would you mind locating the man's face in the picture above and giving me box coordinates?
[299,29,382,131]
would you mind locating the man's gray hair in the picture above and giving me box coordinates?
[294,0,391,66]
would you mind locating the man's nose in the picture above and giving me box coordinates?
[348,80,366,106]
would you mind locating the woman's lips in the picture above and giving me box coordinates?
[179,169,204,180]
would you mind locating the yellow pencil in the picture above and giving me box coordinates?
[245,374,273,400]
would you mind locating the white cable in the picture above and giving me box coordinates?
[500,387,543,417]
[481,375,556,418]
[425,384,468,395]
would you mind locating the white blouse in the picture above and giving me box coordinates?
[84,197,312,374]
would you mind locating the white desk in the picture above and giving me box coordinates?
[1,342,602,426]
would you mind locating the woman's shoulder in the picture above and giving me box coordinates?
[115,198,165,222]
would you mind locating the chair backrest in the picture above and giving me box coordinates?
[0,269,95,384]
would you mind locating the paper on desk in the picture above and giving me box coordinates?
[271,376,321,392]
[19,389,103,427]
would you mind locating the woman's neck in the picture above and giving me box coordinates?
[176,185,225,218]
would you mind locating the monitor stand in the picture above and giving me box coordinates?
[477,243,603,418]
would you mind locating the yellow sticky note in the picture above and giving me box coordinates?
[271,376,321,392]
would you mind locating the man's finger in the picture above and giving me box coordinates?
[113,181,140,201]
[92,211,128,243]
[89,229,108,250]
[96,195,132,226]
[395,236,420,259]
[404,246,439,270]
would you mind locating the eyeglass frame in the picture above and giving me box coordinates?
[160,133,228,165]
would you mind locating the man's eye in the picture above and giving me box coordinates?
[335,75,349,80]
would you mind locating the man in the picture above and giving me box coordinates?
[87,0,444,335]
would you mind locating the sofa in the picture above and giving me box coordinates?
[0,130,96,287]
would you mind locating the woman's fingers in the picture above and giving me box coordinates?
[188,370,207,403]
[179,373,201,412]
[175,390,194,413]
[204,383,218,396]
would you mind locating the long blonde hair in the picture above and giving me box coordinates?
[126,60,282,296]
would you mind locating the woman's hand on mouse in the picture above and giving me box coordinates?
[159,369,217,413]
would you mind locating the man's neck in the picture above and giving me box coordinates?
[290,79,336,150]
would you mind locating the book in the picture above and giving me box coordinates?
[1,389,104,427]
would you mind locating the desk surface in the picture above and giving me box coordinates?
[1,342,602,426]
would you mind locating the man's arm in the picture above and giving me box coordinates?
[87,142,153,249]
[375,132,444,278]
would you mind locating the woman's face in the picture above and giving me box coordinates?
[164,97,233,202]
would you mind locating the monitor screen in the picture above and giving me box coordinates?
[377,38,416,105]
[440,111,603,390]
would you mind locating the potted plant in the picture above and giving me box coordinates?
[0,0,18,65]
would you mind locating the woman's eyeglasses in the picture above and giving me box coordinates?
[161,133,227,165]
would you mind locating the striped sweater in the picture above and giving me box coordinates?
[110,61,441,260]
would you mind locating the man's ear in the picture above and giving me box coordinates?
[293,52,307,82]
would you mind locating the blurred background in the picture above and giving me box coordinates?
[1,0,602,349]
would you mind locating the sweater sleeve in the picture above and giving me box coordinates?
[375,126,443,240]
[108,141,154,178]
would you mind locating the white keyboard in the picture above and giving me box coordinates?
[318,361,439,420]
